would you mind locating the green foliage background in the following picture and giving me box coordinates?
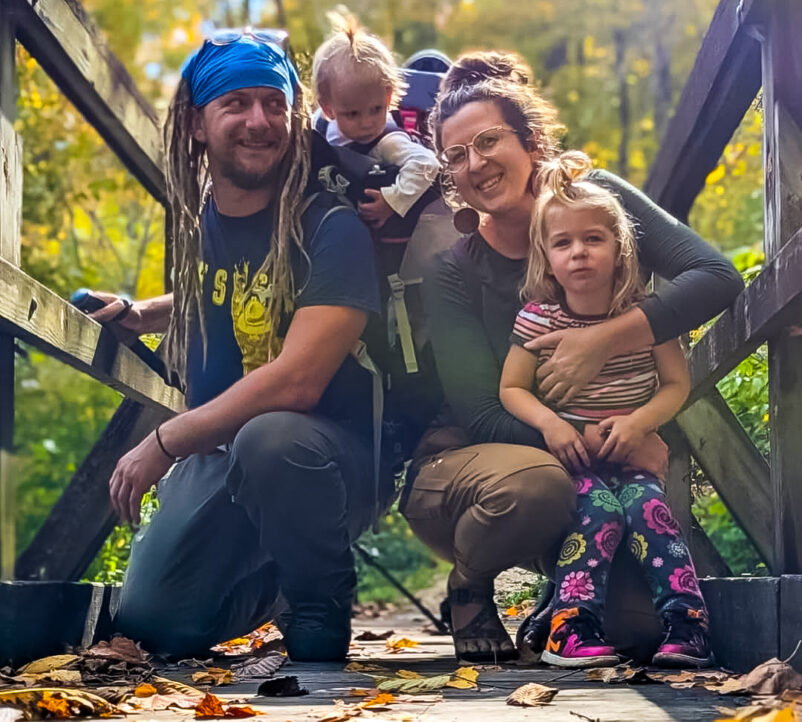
[12,0,769,597]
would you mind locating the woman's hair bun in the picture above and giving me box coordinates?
[442,51,530,94]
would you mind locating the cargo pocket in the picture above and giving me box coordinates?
[401,449,479,521]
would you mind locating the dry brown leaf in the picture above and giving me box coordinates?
[738,659,802,696]
[344,662,391,673]
[194,693,226,718]
[18,656,79,676]
[347,689,375,697]
[586,665,654,685]
[0,687,120,718]
[385,637,419,652]
[396,671,422,679]
[85,637,148,664]
[229,653,285,680]
[151,676,206,699]
[133,683,157,698]
[506,682,559,707]
[17,670,83,687]
[222,705,258,718]
[192,668,234,686]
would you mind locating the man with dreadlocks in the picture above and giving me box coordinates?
[92,33,387,662]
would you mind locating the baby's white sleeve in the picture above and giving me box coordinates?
[373,132,440,217]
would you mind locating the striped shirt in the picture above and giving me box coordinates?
[510,301,658,423]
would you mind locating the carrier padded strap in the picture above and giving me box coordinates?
[387,273,421,374]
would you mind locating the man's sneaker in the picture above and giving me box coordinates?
[281,596,352,662]
[652,607,714,668]
[540,607,619,668]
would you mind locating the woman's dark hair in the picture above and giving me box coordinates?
[429,50,563,159]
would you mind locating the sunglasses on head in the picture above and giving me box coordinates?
[206,27,289,50]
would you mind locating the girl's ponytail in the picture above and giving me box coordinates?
[536,150,593,202]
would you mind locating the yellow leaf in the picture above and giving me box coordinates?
[706,164,726,186]
[385,637,419,651]
[446,667,479,689]
[18,655,78,675]
[505,606,519,617]
[360,692,395,708]
[396,670,422,679]
[134,684,157,698]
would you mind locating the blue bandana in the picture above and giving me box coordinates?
[181,38,299,108]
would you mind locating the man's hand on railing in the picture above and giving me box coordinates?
[87,291,173,337]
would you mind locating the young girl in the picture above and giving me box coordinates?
[499,151,712,669]
[311,16,439,234]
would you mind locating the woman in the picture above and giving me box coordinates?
[399,51,743,663]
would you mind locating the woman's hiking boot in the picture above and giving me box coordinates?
[652,607,714,668]
[541,607,619,668]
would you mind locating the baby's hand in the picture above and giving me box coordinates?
[358,189,395,229]
[543,420,590,473]
[597,415,649,463]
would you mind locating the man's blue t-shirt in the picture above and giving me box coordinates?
[185,192,380,437]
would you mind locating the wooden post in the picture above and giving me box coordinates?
[0,0,19,581]
[760,0,802,574]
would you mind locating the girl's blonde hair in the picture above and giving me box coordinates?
[312,11,406,109]
[522,150,644,317]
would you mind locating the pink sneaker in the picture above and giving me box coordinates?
[540,607,619,668]
[652,608,714,668]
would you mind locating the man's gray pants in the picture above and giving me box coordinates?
[115,411,379,657]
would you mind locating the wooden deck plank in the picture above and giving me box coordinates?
[0,257,183,413]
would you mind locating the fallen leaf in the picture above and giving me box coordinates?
[18,656,79,676]
[506,682,559,707]
[739,659,802,696]
[17,670,83,687]
[346,689,375,697]
[133,683,157,698]
[446,667,479,689]
[151,676,206,699]
[586,665,655,685]
[344,662,391,673]
[385,637,419,652]
[354,630,395,641]
[132,692,201,711]
[222,705,258,718]
[211,622,283,656]
[256,676,308,697]
[376,667,479,694]
[715,706,798,722]
[505,606,520,617]
[360,693,395,708]
[0,688,120,718]
[85,637,148,664]
[192,668,234,686]
[194,693,257,719]
[230,653,286,680]
[396,671,422,679]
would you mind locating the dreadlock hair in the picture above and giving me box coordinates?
[522,150,644,318]
[312,10,406,111]
[162,75,312,385]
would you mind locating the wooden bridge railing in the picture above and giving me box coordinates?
[644,0,802,577]
[2,0,801,590]
[0,0,182,581]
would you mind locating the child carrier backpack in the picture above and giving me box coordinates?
[310,50,461,470]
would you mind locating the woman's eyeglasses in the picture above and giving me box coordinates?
[207,27,289,49]
[439,126,516,173]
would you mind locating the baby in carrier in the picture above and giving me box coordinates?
[311,15,440,241]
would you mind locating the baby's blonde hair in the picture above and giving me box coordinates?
[312,10,406,110]
[522,150,644,317]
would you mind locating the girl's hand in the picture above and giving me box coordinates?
[358,189,395,229]
[597,415,649,463]
[525,325,612,406]
[543,420,591,473]
[88,291,149,345]
[622,431,669,480]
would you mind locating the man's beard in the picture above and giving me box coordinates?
[217,157,282,191]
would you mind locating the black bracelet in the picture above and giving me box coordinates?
[155,424,178,461]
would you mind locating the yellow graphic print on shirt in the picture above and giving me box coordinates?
[230,261,289,375]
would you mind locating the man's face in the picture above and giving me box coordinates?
[193,86,292,190]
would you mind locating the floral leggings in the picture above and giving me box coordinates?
[553,466,707,622]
